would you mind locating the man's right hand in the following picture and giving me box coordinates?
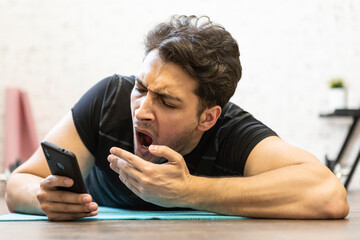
[36,175,98,221]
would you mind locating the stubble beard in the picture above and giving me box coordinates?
[133,124,199,164]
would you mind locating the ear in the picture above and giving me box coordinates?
[197,105,222,132]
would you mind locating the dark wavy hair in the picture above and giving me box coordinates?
[144,15,242,110]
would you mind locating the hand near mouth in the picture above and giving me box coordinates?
[107,145,194,208]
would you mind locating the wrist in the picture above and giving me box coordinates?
[180,174,202,209]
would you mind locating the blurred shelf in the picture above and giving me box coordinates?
[320,108,360,118]
[320,108,360,189]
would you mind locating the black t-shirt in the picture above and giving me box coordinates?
[72,74,277,209]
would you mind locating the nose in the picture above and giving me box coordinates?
[134,93,155,121]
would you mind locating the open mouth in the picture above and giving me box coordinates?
[137,131,153,148]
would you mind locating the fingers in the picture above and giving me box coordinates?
[37,189,92,204]
[148,145,183,164]
[37,194,99,221]
[107,149,145,174]
[46,202,98,221]
[108,160,120,173]
[107,148,149,197]
[108,154,143,187]
[37,175,99,221]
[37,192,99,221]
[118,173,142,197]
[40,175,74,190]
[41,201,98,215]
[109,147,152,172]
[47,210,98,221]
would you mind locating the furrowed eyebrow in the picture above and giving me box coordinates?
[136,78,147,89]
[135,78,183,103]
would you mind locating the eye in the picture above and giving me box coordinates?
[161,99,177,109]
[135,86,147,94]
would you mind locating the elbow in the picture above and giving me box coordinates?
[317,178,350,219]
[323,189,349,219]
[5,192,15,213]
[5,176,16,213]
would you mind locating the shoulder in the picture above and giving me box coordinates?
[88,74,135,132]
[71,74,135,155]
[73,74,135,111]
[98,74,135,104]
[218,102,252,126]
[216,102,275,136]
[98,74,135,112]
[210,102,277,175]
[97,75,135,143]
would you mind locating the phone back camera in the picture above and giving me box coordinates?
[56,162,65,170]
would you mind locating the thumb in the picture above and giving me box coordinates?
[41,175,74,190]
[148,145,184,164]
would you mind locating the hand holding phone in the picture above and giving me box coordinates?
[41,141,87,193]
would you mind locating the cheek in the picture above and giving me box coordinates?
[157,111,198,136]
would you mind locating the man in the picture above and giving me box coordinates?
[6,15,349,221]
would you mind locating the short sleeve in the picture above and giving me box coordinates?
[71,75,120,156]
[216,104,277,176]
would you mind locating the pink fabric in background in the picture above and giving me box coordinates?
[4,88,39,170]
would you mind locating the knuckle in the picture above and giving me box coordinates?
[173,151,181,159]
[122,163,130,171]
[36,191,46,201]
[40,179,48,188]
[59,204,71,212]
[41,203,50,213]
[143,166,154,175]
[126,155,133,163]
[175,154,182,162]
[119,169,127,178]
[41,175,55,188]
[57,193,69,203]
[141,177,151,186]
[158,146,166,154]
[138,185,145,194]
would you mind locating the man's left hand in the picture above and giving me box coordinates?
[107,145,193,208]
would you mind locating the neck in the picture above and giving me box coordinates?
[181,130,204,156]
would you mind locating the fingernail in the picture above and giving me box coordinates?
[64,179,72,185]
[83,196,91,203]
[149,145,156,151]
[89,203,97,211]
[110,147,117,154]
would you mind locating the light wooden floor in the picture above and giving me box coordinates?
[0,190,360,240]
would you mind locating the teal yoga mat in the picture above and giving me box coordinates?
[0,206,246,221]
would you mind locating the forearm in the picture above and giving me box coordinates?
[6,173,44,215]
[184,162,349,219]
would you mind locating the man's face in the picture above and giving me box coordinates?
[130,50,203,163]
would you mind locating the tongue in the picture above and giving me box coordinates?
[143,134,153,147]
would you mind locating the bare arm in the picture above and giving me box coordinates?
[108,136,349,219]
[185,139,348,218]
[6,112,98,220]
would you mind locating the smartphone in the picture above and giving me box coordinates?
[41,141,87,193]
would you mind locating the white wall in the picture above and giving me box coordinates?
[1,0,360,190]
